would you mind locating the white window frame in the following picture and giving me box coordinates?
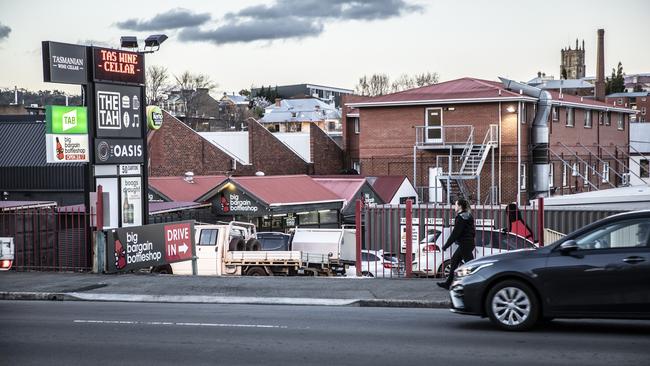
[562,164,568,187]
[352,161,360,174]
[640,159,649,179]
[584,110,592,128]
[617,113,624,130]
[549,163,554,188]
[605,111,611,126]
[354,117,360,134]
[602,162,610,183]
[583,163,589,186]
[520,164,527,190]
[552,106,559,122]
[572,162,578,177]
[566,108,574,127]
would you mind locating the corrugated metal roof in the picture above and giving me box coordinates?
[149,175,228,202]
[370,176,409,203]
[0,121,84,167]
[229,175,343,206]
[607,92,650,98]
[313,178,366,208]
[0,200,57,211]
[149,201,210,214]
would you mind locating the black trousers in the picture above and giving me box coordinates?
[444,246,474,286]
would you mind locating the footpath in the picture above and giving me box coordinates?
[0,272,451,308]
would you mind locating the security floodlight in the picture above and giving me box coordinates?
[120,36,139,49]
[144,34,168,48]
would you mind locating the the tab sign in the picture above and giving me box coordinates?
[164,223,193,262]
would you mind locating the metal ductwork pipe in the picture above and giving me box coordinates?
[499,77,551,199]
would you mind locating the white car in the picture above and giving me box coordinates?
[412,227,536,277]
[348,249,404,278]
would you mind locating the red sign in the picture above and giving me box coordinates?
[164,223,193,262]
[93,47,144,85]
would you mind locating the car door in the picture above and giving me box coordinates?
[196,228,219,275]
[540,217,650,316]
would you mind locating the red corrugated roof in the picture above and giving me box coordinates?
[149,175,227,202]
[371,176,409,203]
[231,175,343,206]
[313,177,366,206]
[547,90,633,111]
[350,77,525,105]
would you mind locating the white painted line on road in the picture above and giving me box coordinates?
[74,319,288,329]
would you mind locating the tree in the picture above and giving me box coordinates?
[145,65,169,105]
[356,72,439,96]
[368,74,390,96]
[391,74,415,93]
[605,62,625,95]
[239,89,251,97]
[173,71,217,91]
[413,72,439,87]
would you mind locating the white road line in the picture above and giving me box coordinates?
[74,319,288,329]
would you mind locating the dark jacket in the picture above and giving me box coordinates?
[442,211,476,251]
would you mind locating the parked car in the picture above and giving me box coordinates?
[349,249,404,278]
[449,210,650,331]
[412,227,536,277]
[256,232,292,251]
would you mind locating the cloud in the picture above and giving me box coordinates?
[0,23,11,41]
[179,17,323,45]
[234,0,423,21]
[115,8,210,31]
[77,39,113,48]
[181,0,423,45]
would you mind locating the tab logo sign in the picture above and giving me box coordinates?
[46,105,88,134]
[95,83,142,138]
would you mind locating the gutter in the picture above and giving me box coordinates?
[347,96,537,108]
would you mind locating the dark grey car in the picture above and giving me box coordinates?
[449,210,650,331]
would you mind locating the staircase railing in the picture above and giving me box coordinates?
[557,142,615,188]
[549,149,599,191]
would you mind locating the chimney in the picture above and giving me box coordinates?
[595,29,606,101]
[275,98,281,107]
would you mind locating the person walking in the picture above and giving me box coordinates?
[437,198,476,290]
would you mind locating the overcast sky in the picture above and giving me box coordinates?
[0,0,648,96]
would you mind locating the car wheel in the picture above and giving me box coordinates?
[485,280,539,331]
[246,266,267,276]
[438,261,451,278]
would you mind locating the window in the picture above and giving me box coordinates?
[641,159,649,178]
[521,103,527,124]
[605,111,611,126]
[617,113,624,130]
[352,161,360,174]
[520,164,526,190]
[574,218,650,250]
[642,107,647,116]
[552,106,559,122]
[566,108,574,127]
[598,111,604,125]
[602,162,610,182]
[562,164,568,187]
[361,252,380,261]
[549,163,554,188]
[642,97,647,102]
[584,163,589,186]
[617,98,623,105]
[572,162,578,177]
[584,110,592,128]
[198,229,218,246]
[354,117,360,134]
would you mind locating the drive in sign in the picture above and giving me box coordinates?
[165,222,193,262]
[106,221,195,273]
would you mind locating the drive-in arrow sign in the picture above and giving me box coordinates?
[179,243,188,254]
[164,222,194,262]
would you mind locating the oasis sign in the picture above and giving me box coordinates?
[95,138,144,164]
[93,47,144,85]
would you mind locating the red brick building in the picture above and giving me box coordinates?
[606,92,649,122]
[148,111,344,177]
[342,77,635,204]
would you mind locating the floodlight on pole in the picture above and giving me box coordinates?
[143,34,168,53]
[120,36,139,49]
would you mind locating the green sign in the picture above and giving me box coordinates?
[146,105,163,130]
[46,105,88,134]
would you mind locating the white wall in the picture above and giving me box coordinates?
[273,132,312,163]
[199,132,250,164]
[390,179,419,204]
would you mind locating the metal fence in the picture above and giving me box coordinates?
[354,199,543,278]
[0,207,93,271]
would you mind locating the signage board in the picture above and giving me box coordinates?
[106,221,195,273]
[95,83,143,138]
[46,134,90,163]
[400,224,419,254]
[93,47,144,85]
[120,176,143,227]
[213,188,267,215]
[95,138,144,164]
[46,105,88,134]
[42,41,88,85]
[119,164,141,175]
[146,105,163,130]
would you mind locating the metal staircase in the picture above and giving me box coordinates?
[435,125,499,203]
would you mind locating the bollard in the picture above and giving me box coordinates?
[405,199,413,278]
[355,199,363,277]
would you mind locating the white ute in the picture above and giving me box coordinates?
[153,222,355,276]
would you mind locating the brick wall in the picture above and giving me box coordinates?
[247,118,311,175]
[310,123,344,175]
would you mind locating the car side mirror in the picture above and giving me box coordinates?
[559,240,578,254]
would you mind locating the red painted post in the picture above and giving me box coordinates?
[405,199,413,278]
[355,199,362,277]
[537,197,545,247]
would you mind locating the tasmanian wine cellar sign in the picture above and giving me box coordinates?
[42,41,88,85]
